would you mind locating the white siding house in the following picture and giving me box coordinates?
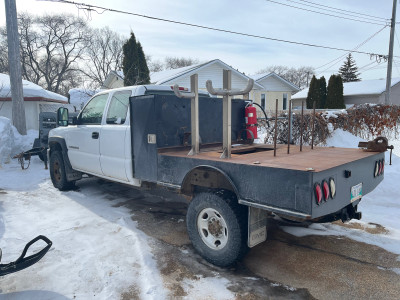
[249,72,300,113]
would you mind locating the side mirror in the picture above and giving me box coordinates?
[57,107,69,127]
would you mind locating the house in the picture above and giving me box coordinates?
[0,73,72,130]
[249,72,300,112]
[102,59,299,113]
[101,70,124,89]
[292,78,400,108]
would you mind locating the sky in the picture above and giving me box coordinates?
[0,0,398,81]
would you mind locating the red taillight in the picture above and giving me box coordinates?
[322,180,330,201]
[315,183,322,205]
[379,160,383,175]
[171,86,188,91]
[381,159,385,175]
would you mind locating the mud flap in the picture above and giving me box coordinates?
[0,235,52,276]
[248,207,268,248]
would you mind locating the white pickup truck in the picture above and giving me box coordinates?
[48,84,385,267]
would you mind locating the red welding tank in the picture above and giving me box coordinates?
[245,105,258,139]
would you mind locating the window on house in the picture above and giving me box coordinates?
[261,94,266,109]
[283,93,288,110]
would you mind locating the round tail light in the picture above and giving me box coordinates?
[314,183,322,205]
[322,180,330,201]
[329,178,336,198]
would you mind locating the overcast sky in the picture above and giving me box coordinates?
[1,0,398,81]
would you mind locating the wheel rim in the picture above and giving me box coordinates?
[197,208,228,250]
[53,160,61,182]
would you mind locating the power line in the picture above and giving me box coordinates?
[41,0,392,58]
[316,25,388,71]
[266,0,387,26]
[286,0,387,23]
[296,0,388,21]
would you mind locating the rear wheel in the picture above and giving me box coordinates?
[50,151,75,191]
[186,191,248,267]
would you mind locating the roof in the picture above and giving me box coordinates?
[150,59,264,89]
[292,78,400,99]
[249,72,300,92]
[0,73,67,103]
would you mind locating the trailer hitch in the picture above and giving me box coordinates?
[13,147,48,170]
[358,136,394,165]
[0,235,52,276]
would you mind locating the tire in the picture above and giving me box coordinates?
[186,191,248,267]
[49,150,75,191]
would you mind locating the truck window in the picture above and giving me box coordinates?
[80,93,109,125]
[106,91,131,124]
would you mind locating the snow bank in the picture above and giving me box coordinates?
[0,117,38,166]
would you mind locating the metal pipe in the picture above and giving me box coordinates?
[274,99,278,157]
[300,101,304,152]
[287,100,292,154]
[311,101,316,150]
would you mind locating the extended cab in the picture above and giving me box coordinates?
[48,84,385,267]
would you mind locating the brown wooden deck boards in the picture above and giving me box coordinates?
[159,143,378,172]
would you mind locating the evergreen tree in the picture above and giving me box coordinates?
[319,76,327,108]
[306,75,327,109]
[326,75,345,109]
[306,75,317,109]
[122,32,150,86]
[136,42,150,84]
[338,53,361,82]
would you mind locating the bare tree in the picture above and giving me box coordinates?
[17,13,90,95]
[164,57,199,70]
[0,28,9,74]
[146,55,164,73]
[256,65,315,89]
[82,27,124,88]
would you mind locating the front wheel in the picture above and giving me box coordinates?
[49,150,75,191]
[186,192,248,267]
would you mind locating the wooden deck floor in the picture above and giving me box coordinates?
[159,143,378,172]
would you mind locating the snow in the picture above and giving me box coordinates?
[0,117,38,166]
[292,77,400,99]
[0,73,67,102]
[68,88,97,109]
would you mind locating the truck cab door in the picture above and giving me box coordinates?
[99,90,131,181]
[67,93,109,175]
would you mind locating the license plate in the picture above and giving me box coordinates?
[351,183,362,202]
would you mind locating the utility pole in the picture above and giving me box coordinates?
[5,0,26,135]
[385,0,397,105]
